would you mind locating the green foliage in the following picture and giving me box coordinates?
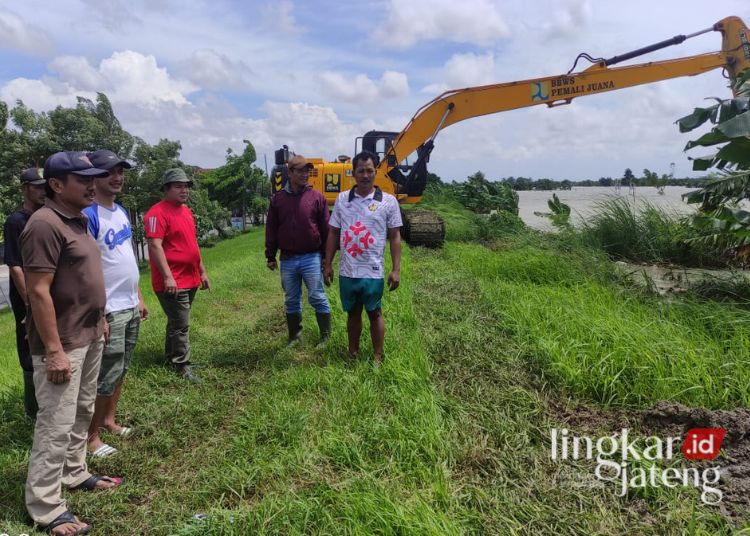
[533,193,571,230]
[189,188,231,244]
[476,210,525,241]
[0,93,247,249]
[200,141,269,226]
[579,198,723,266]
[0,101,7,130]
[455,171,519,214]
[678,69,750,249]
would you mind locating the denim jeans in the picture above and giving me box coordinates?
[280,252,330,314]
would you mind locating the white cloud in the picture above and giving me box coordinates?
[0,8,53,55]
[97,51,196,106]
[262,0,302,35]
[1,0,745,181]
[79,0,142,31]
[372,0,510,48]
[319,70,409,103]
[539,0,593,40]
[50,56,109,91]
[0,78,84,110]
[0,49,373,168]
[422,52,495,95]
[176,49,255,91]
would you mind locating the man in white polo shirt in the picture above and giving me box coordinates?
[324,150,402,366]
[83,150,148,458]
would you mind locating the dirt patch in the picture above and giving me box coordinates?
[618,262,750,297]
[550,399,750,521]
[549,399,638,434]
[642,401,750,520]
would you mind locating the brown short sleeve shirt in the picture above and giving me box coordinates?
[20,198,106,354]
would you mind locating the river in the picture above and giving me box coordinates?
[518,186,699,231]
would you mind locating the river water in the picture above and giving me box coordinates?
[518,186,699,231]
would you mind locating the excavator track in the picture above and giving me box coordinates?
[401,208,445,248]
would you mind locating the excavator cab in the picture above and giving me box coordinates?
[356,130,433,198]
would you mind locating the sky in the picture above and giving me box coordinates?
[0,0,748,181]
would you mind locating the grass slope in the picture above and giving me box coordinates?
[0,226,748,534]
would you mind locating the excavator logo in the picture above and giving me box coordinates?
[531,81,550,102]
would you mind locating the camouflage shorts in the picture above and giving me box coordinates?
[98,307,140,396]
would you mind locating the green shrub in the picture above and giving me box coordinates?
[476,210,525,241]
[579,197,723,266]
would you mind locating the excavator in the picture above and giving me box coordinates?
[271,15,750,247]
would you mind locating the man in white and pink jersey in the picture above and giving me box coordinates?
[324,150,402,366]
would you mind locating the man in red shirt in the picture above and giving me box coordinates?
[144,168,210,382]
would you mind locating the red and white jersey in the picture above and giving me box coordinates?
[329,187,402,279]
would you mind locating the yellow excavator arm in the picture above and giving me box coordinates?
[382,16,750,203]
[272,16,750,247]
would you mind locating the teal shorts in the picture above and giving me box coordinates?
[339,276,384,312]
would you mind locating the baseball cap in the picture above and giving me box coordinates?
[20,167,45,185]
[161,168,193,188]
[43,151,109,179]
[287,155,314,170]
[88,149,133,171]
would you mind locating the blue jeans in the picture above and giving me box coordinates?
[280,252,330,314]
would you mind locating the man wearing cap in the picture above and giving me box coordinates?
[144,168,210,382]
[324,150,402,366]
[21,151,123,536]
[265,155,331,347]
[83,150,148,458]
[3,167,46,420]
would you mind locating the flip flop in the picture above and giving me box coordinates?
[90,444,118,458]
[69,474,124,492]
[116,426,132,437]
[42,509,92,535]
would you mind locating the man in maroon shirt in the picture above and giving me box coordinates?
[265,155,331,347]
[145,168,210,382]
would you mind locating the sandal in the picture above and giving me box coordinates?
[69,474,124,492]
[116,426,133,437]
[42,510,92,535]
[90,444,118,458]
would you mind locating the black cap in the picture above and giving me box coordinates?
[20,167,45,185]
[43,151,109,179]
[88,149,133,171]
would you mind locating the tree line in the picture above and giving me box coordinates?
[0,93,270,261]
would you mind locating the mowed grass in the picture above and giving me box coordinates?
[0,226,749,534]
[0,230,461,535]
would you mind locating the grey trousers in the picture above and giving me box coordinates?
[156,288,198,365]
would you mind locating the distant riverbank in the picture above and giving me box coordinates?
[518,186,698,230]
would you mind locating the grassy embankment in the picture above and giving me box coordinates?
[1,204,749,533]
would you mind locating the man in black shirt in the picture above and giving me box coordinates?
[3,167,46,419]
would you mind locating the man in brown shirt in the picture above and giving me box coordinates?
[21,151,123,535]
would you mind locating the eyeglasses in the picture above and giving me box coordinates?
[290,167,310,174]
